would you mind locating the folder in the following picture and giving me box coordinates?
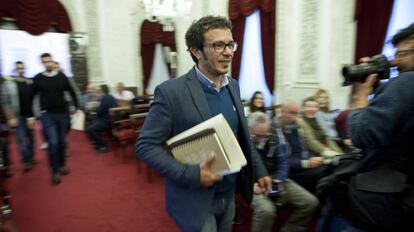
[71,110,85,131]
[167,114,247,176]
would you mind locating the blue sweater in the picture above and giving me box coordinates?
[200,82,239,198]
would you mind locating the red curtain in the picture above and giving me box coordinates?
[0,0,72,35]
[228,0,276,91]
[354,0,394,63]
[140,20,176,93]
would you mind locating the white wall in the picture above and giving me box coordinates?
[275,0,355,109]
[60,0,356,108]
[98,0,143,92]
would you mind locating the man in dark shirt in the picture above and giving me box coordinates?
[347,23,414,231]
[86,84,117,153]
[1,61,36,173]
[33,53,79,185]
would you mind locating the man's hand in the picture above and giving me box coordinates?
[199,154,222,187]
[26,118,36,129]
[308,157,323,168]
[253,183,266,195]
[352,57,379,108]
[7,118,18,128]
[257,176,272,193]
[354,74,378,97]
[343,139,353,148]
[71,108,82,115]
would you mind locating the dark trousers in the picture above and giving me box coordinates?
[0,138,9,167]
[16,116,34,163]
[40,112,70,174]
[86,118,110,148]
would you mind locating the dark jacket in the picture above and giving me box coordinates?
[96,94,118,121]
[136,67,268,232]
[349,71,414,184]
[253,122,289,180]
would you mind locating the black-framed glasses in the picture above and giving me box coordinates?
[395,48,414,57]
[203,41,238,53]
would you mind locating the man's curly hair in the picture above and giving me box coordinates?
[392,23,414,46]
[185,15,232,64]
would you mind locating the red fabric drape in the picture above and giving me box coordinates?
[0,0,72,35]
[140,20,176,93]
[354,0,394,63]
[0,0,17,19]
[260,0,275,92]
[228,0,276,91]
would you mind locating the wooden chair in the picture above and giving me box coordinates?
[130,94,153,114]
[109,106,132,122]
[111,119,138,162]
[129,113,156,183]
[131,103,150,114]
[109,106,135,162]
[130,113,148,131]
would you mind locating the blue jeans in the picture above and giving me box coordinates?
[200,195,235,232]
[86,118,111,148]
[16,116,34,163]
[40,112,70,174]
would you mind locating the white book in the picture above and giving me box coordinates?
[71,110,85,131]
[167,114,247,176]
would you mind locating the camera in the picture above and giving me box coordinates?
[342,54,391,86]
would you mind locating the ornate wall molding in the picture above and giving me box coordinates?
[297,0,319,85]
[275,0,354,108]
[85,0,102,83]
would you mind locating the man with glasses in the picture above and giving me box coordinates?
[348,23,414,230]
[248,111,319,232]
[136,15,271,232]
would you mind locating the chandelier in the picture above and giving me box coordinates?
[142,0,192,25]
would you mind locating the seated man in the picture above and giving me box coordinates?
[298,97,343,159]
[86,84,118,153]
[276,100,331,193]
[112,82,135,101]
[248,111,319,232]
[82,83,99,111]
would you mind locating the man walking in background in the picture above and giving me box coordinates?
[33,53,79,185]
[2,61,37,173]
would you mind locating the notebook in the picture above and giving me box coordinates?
[167,114,247,176]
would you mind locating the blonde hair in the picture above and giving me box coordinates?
[314,89,330,112]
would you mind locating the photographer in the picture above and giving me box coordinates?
[347,23,414,230]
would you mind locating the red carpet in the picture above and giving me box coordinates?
[7,129,179,232]
[6,127,316,232]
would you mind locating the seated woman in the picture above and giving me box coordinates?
[297,97,343,160]
[245,91,266,117]
[313,89,340,140]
